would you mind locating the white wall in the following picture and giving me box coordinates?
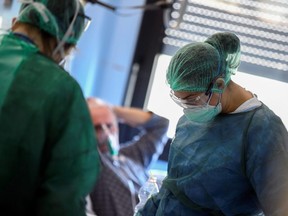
[70,0,145,106]
[0,1,20,29]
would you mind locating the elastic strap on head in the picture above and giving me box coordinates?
[31,2,49,22]
[19,1,49,23]
[52,0,80,59]
[17,0,60,40]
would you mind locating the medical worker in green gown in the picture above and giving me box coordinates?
[0,0,101,215]
[137,32,288,215]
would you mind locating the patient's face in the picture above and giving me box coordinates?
[94,124,120,155]
[94,124,112,153]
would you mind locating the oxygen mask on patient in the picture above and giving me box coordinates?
[101,124,119,156]
[87,97,119,156]
[94,123,119,156]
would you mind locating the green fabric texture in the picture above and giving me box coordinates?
[166,32,241,93]
[0,32,101,216]
[18,0,85,44]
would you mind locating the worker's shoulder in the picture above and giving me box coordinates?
[17,53,83,103]
[25,53,80,89]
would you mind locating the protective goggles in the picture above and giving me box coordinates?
[170,90,212,108]
[170,75,225,108]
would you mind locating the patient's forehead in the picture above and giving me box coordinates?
[88,104,114,125]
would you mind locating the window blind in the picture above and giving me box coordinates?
[162,0,288,82]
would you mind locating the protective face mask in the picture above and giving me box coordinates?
[107,138,119,156]
[183,103,222,123]
[102,124,119,156]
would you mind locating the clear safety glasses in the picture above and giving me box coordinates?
[169,90,212,109]
[169,74,225,108]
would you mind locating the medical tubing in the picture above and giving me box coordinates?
[52,0,80,58]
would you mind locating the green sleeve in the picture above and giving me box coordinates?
[36,78,101,216]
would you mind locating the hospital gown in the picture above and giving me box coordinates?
[138,104,288,215]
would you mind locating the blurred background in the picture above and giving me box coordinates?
[1,0,288,164]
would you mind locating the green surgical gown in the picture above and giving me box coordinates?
[0,32,101,216]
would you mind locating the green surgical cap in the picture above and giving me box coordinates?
[17,0,85,45]
[167,32,241,93]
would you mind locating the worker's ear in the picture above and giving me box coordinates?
[12,17,17,26]
[215,78,225,91]
[11,17,17,30]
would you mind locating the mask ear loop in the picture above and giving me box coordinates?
[52,0,80,60]
[205,51,223,95]
[204,52,225,105]
[214,77,225,107]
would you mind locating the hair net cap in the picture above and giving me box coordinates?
[17,0,86,44]
[167,32,241,93]
[205,32,241,84]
